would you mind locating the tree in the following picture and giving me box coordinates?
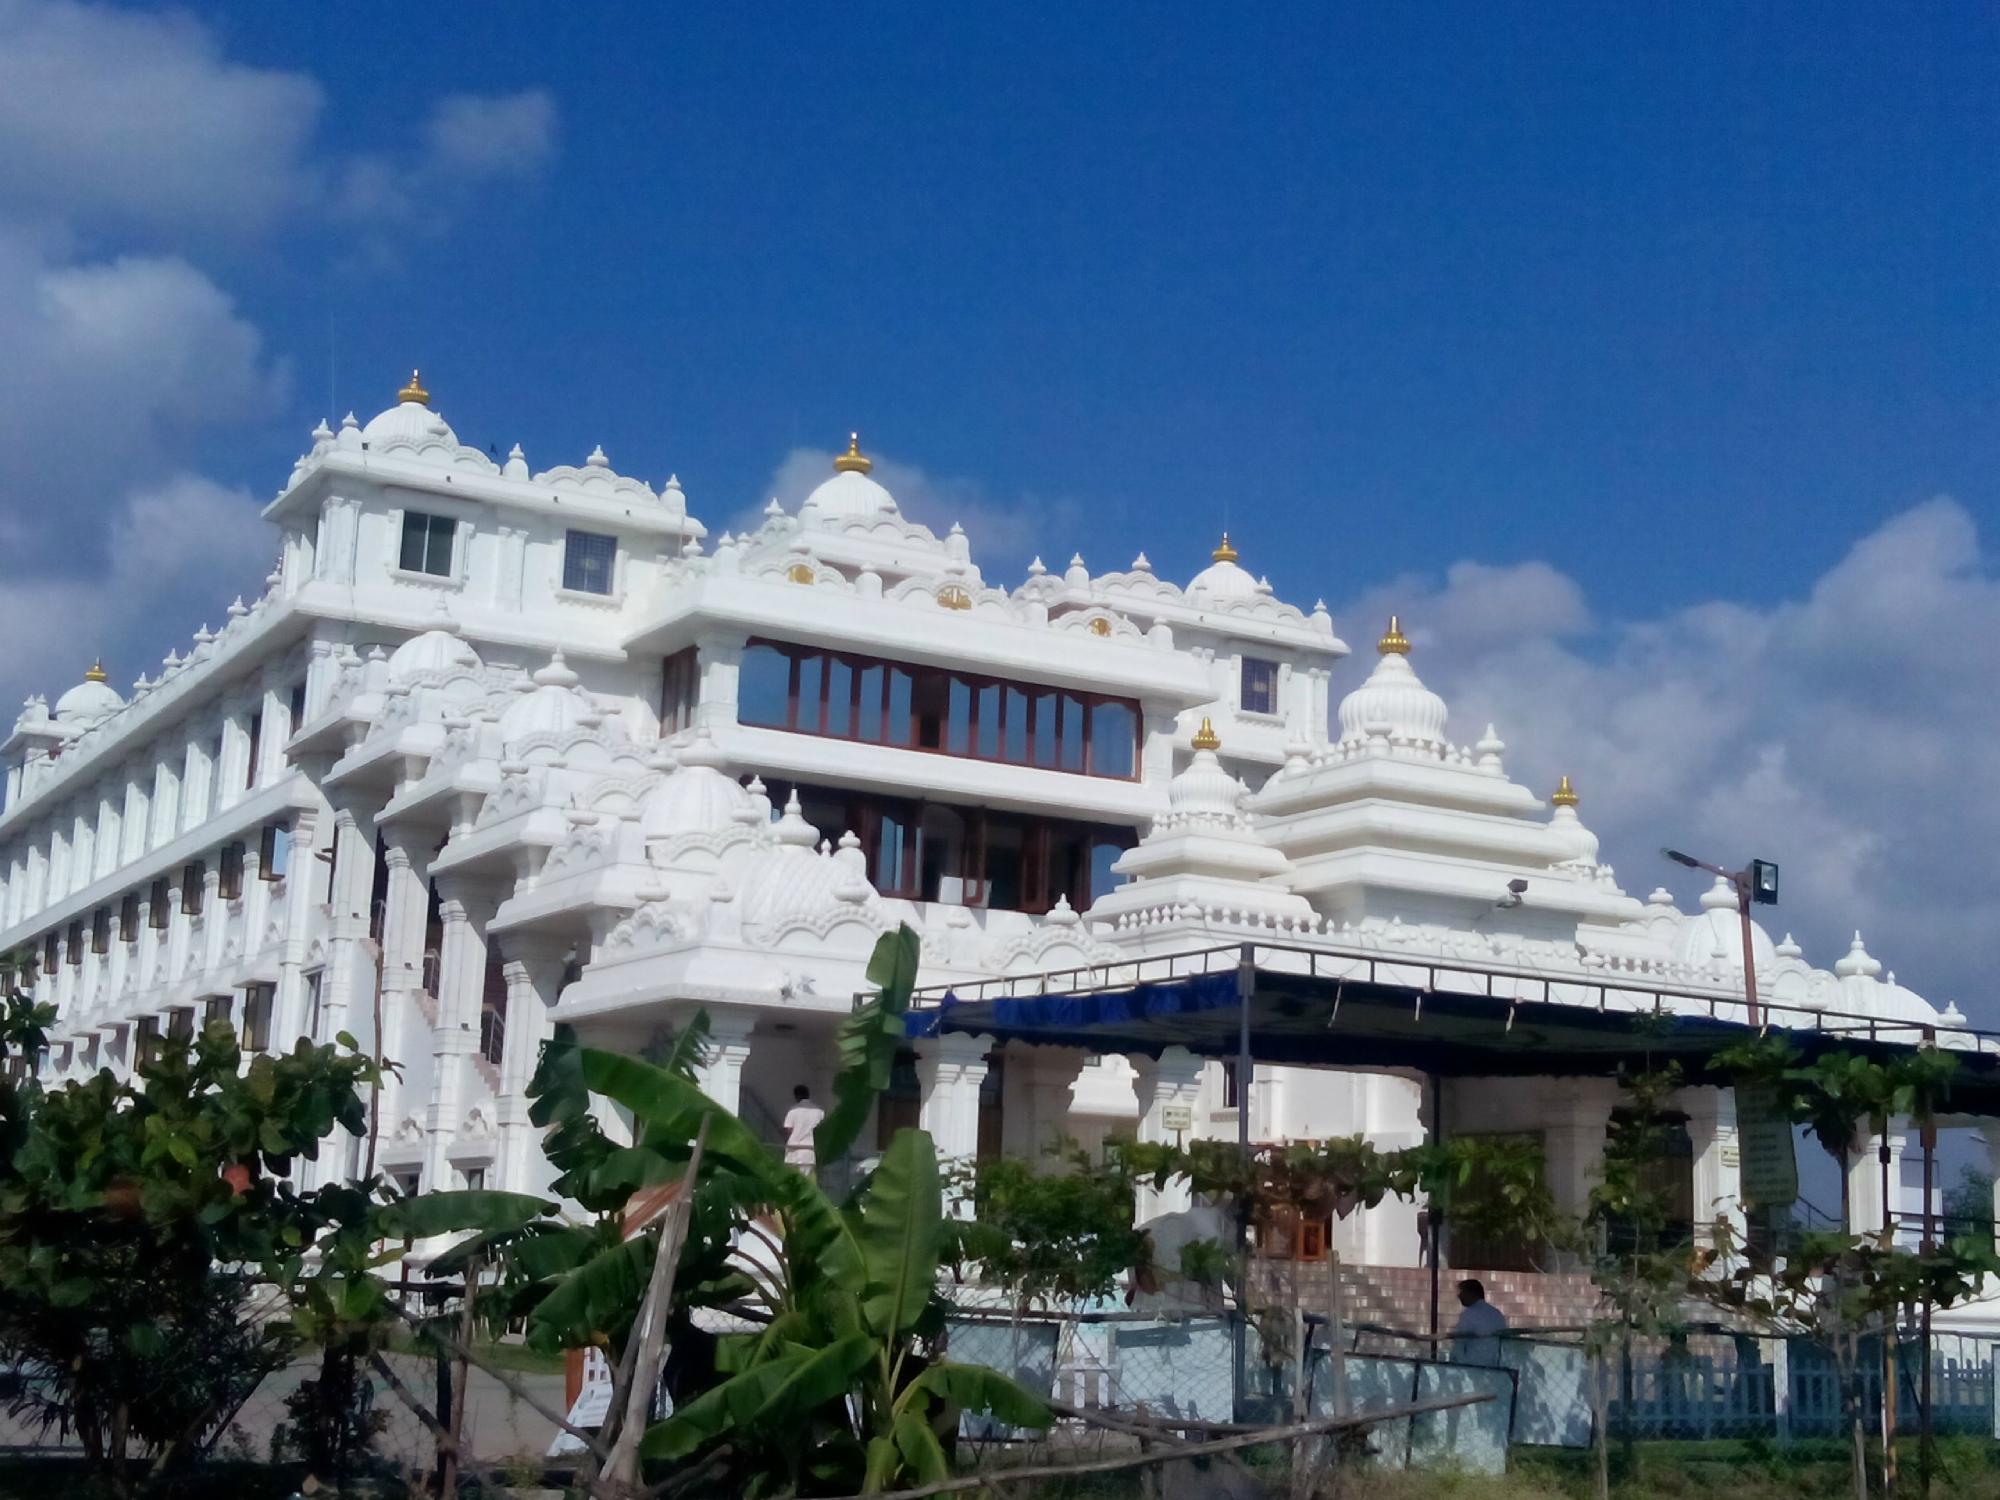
[0,993,377,1498]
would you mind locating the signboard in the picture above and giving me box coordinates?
[1161,1104,1193,1133]
[1735,1081,1799,1209]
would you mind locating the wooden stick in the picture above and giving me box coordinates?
[439,1256,479,1496]
[605,1116,710,1490]
[815,1390,1494,1500]
[395,1306,613,1464]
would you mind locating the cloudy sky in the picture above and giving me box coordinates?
[2,2,1997,1012]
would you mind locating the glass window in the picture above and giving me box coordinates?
[218,842,245,901]
[245,711,262,790]
[886,668,913,746]
[1088,700,1137,778]
[260,823,291,881]
[1241,657,1280,715]
[562,529,617,594]
[1031,691,1059,769]
[289,679,308,727]
[304,970,324,1040]
[399,511,456,577]
[824,656,854,739]
[874,804,917,896]
[119,892,139,942]
[795,653,824,735]
[659,648,699,735]
[856,663,885,742]
[182,862,205,915]
[911,672,949,751]
[974,682,1001,760]
[1089,834,1133,902]
[946,678,973,756]
[91,908,110,955]
[480,953,508,1065]
[1059,694,1087,773]
[738,644,791,729]
[149,877,170,929]
[239,985,271,1051]
[1002,686,1029,763]
[66,921,82,964]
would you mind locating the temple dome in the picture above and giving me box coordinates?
[803,434,897,519]
[1166,722,1246,824]
[360,370,459,454]
[498,651,593,739]
[1186,533,1258,601]
[1336,617,1447,749]
[388,626,479,679]
[54,662,122,725]
[641,734,751,837]
[1674,876,1777,974]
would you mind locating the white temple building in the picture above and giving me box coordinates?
[0,372,1980,1300]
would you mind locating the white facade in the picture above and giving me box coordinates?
[0,375,1970,1267]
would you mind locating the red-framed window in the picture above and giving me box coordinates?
[789,782,1133,915]
[738,640,1139,780]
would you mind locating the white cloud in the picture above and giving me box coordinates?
[1334,498,2000,1015]
[760,446,1081,574]
[0,227,286,561]
[0,476,276,711]
[0,0,322,238]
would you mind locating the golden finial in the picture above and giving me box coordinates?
[398,368,430,406]
[833,431,873,475]
[1378,615,1410,655]
[83,659,107,684]
[1191,716,1221,751]
[1212,532,1239,564]
[1551,775,1579,808]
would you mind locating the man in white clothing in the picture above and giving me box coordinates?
[782,1084,825,1173]
[1448,1278,1509,1365]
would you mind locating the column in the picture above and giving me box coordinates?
[423,882,499,1190]
[693,1007,757,1115]
[1132,1046,1206,1220]
[917,1031,994,1167]
[373,828,434,1141]
[495,936,571,1196]
[270,809,321,1046]
[1017,1046,1088,1164]
[1985,1132,2000,1251]
[1846,1126,1906,1240]
[1543,1081,1618,1266]
[1685,1087,1745,1250]
[693,630,745,730]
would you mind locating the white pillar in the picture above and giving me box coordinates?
[694,1008,757,1114]
[917,1031,994,1165]
[1543,1081,1618,1266]
[1847,1126,1906,1239]
[1023,1046,1088,1164]
[1133,1046,1206,1220]
[423,884,498,1190]
[1686,1086,1745,1249]
[373,828,434,1142]
[496,937,570,1196]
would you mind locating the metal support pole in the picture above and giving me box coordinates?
[1920,1096,1937,1500]
[1427,1071,1445,1361]
[1734,873,1762,1028]
[1234,943,1254,1422]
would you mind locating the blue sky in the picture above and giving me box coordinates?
[202,2,2000,611]
[3,1,2000,1011]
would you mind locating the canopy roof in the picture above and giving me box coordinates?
[904,941,2000,1122]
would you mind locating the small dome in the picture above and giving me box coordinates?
[498,651,592,740]
[1336,617,1447,749]
[1675,878,1776,974]
[55,661,122,724]
[388,627,480,679]
[641,734,751,838]
[1187,533,1258,601]
[1547,779,1599,864]
[803,433,897,519]
[735,792,874,932]
[1165,723,1247,825]
[360,369,460,454]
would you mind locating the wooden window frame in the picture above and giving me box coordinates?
[741,638,1140,782]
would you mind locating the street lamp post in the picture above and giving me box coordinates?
[1662,849,1779,1027]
